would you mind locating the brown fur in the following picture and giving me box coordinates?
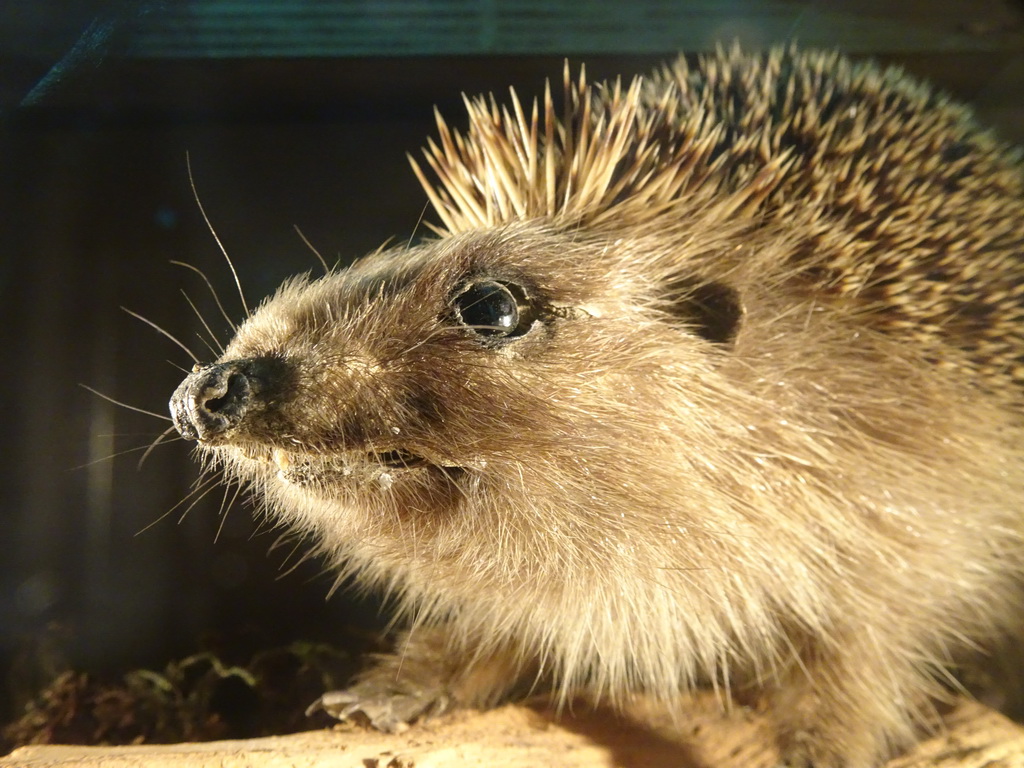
[170,46,1024,767]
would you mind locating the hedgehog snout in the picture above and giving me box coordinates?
[170,357,284,442]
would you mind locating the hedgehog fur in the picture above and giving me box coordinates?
[169,45,1024,768]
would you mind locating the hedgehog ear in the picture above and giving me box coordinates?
[661,278,745,347]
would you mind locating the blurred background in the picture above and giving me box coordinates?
[1,0,1022,731]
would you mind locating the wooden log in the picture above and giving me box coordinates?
[5,695,1023,768]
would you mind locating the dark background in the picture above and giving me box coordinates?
[1,0,1022,727]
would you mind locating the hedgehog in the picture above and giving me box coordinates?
[169,45,1024,767]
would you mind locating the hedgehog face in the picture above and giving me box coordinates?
[165,228,587,520]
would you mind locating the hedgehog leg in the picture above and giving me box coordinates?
[307,625,531,732]
[768,629,937,768]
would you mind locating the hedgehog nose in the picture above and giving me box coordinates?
[170,361,256,442]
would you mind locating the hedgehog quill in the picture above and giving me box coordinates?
[169,47,1024,767]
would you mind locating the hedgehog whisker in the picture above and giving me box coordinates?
[178,288,224,357]
[79,383,173,422]
[121,307,199,363]
[135,469,224,536]
[214,477,246,543]
[293,224,332,275]
[69,436,177,471]
[137,425,182,470]
[170,260,237,341]
[186,152,250,319]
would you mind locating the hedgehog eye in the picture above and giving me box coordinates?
[452,280,533,338]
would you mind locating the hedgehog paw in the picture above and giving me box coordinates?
[307,681,451,733]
